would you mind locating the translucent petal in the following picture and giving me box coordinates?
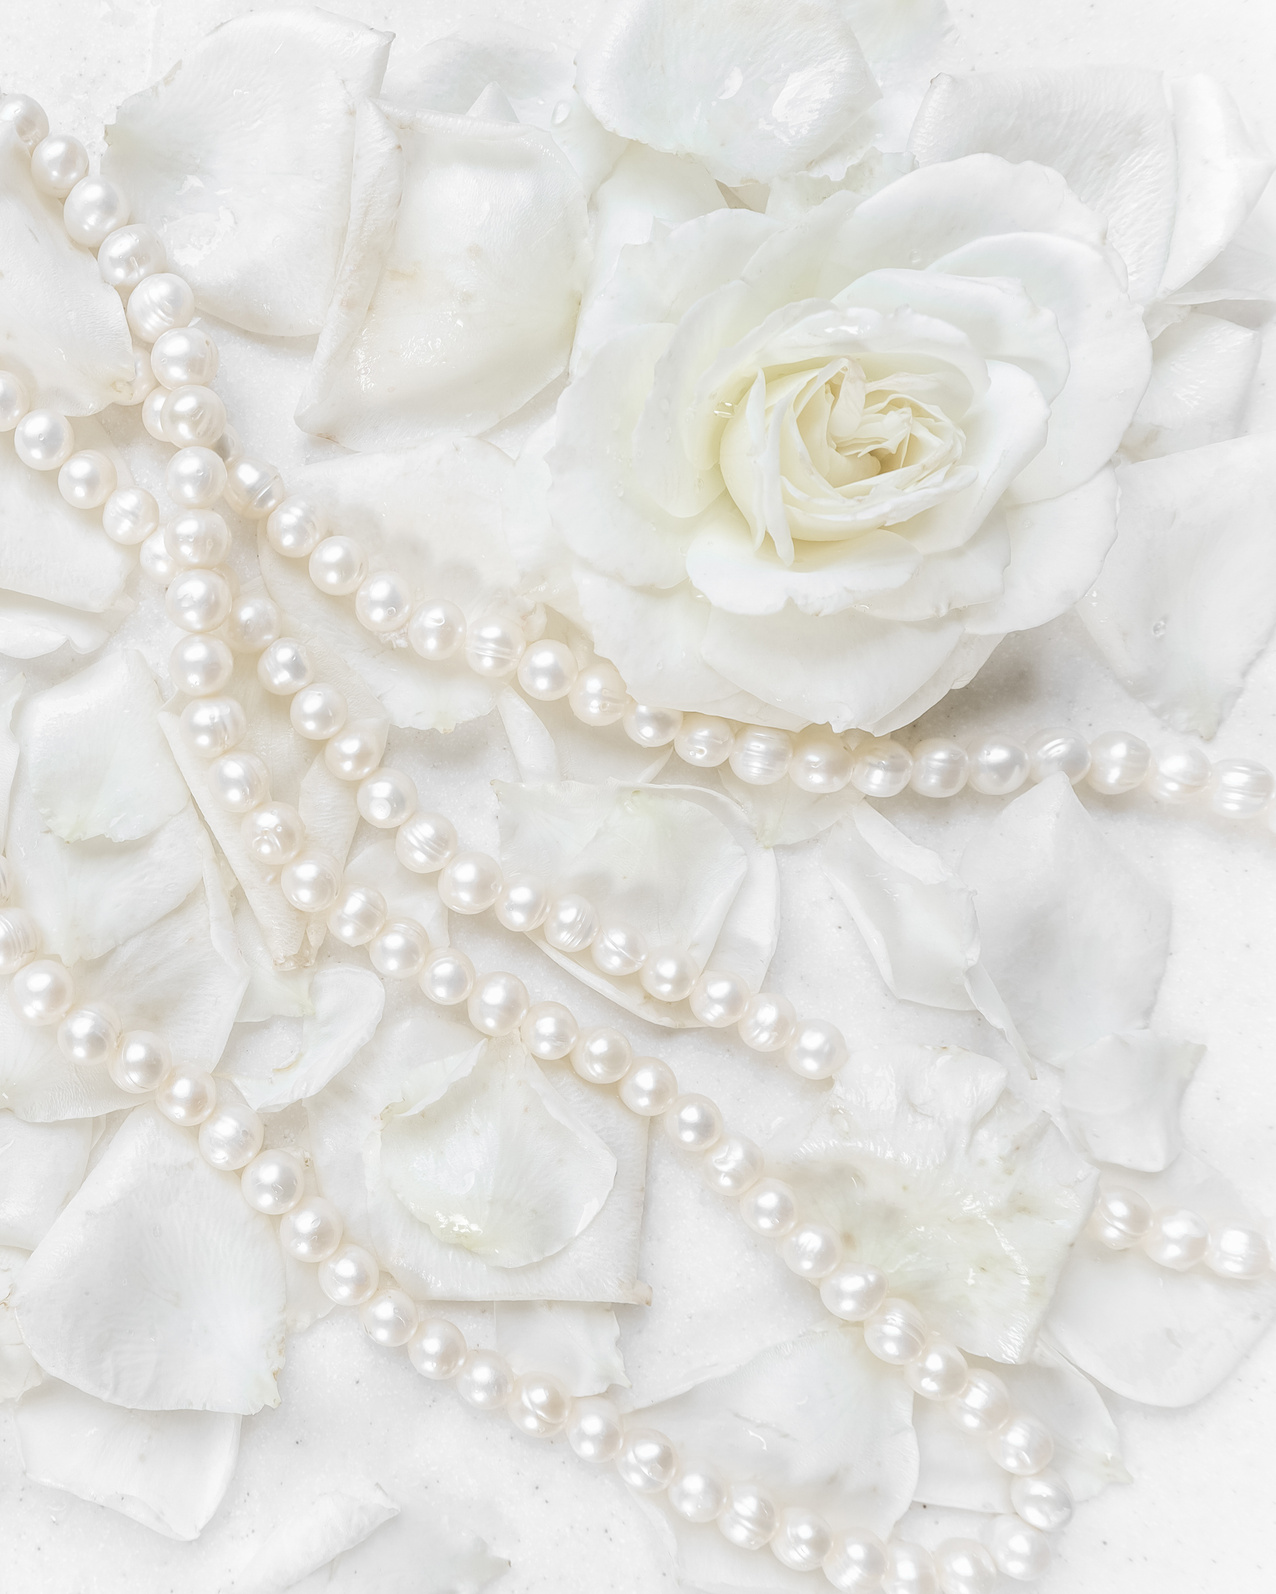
[0,1113,91,1249]
[1060,1028,1202,1173]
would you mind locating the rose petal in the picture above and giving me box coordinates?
[1059,1029,1201,1173]
[0,1114,91,1249]
[1167,201,1276,305]
[1122,311,1261,462]
[0,594,116,661]
[494,1301,628,1395]
[231,1484,399,1594]
[0,1246,42,1400]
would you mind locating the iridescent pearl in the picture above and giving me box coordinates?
[1011,1468,1074,1532]
[819,1262,888,1322]
[664,1094,723,1152]
[0,908,39,974]
[989,1413,1054,1475]
[241,802,305,867]
[150,325,219,389]
[170,635,233,696]
[948,1369,1011,1435]
[155,1066,217,1127]
[465,614,525,678]
[623,702,683,748]
[280,849,342,913]
[438,852,502,913]
[34,134,88,199]
[456,1349,513,1410]
[10,959,75,1025]
[327,885,387,948]
[1027,727,1090,783]
[689,969,750,1027]
[884,1540,939,1594]
[224,456,285,521]
[57,449,116,509]
[357,768,417,829]
[988,1516,1052,1581]
[567,1396,624,1462]
[910,738,969,798]
[934,1539,997,1594]
[668,1462,726,1522]
[355,570,413,635]
[1090,1186,1152,1249]
[240,1148,305,1215]
[165,446,226,509]
[368,920,430,979]
[570,1026,632,1085]
[520,1001,578,1060]
[161,384,226,449]
[408,599,466,661]
[863,1298,928,1364]
[467,971,529,1037]
[324,720,387,782]
[617,1428,678,1493]
[1087,730,1150,795]
[495,875,551,933]
[701,1133,763,1195]
[738,991,796,1052]
[0,370,29,432]
[619,1057,678,1116]
[290,683,347,741]
[508,1372,571,1438]
[639,946,697,1002]
[591,923,647,976]
[64,175,130,248]
[265,494,325,557]
[0,94,48,152]
[568,661,627,726]
[851,737,912,797]
[1143,1207,1209,1270]
[419,947,475,1006]
[674,713,735,767]
[729,726,793,785]
[739,1177,798,1238]
[198,1101,265,1171]
[408,1317,467,1380]
[1210,757,1274,819]
[771,1507,832,1571]
[966,734,1030,796]
[789,729,853,793]
[823,1530,887,1592]
[126,273,194,341]
[14,409,74,470]
[279,1197,343,1262]
[309,536,368,595]
[164,510,230,568]
[166,567,232,634]
[784,1018,847,1080]
[907,1337,968,1401]
[1147,744,1212,802]
[517,639,577,700]
[1207,1225,1272,1280]
[718,1482,776,1549]
[180,696,245,757]
[207,752,270,814]
[102,485,159,546]
[780,1221,841,1279]
[56,1002,121,1066]
[360,1288,418,1348]
[318,1244,379,1307]
[109,1031,171,1094]
[543,893,600,953]
[257,637,313,695]
[396,811,458,874]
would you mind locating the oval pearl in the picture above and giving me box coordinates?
[155,1066,217,1127]
[456,1349,513,1410]
[664,1094,723,1152]
[823,1530,887,1592]
[1,95,48,155]
[438,852,502,914]
[701,1133,764,1195]
[789,729,853,793]
[1090,1186,1152,1250]
[357,768,417,829]
[1087,730,1150,795]
[10,960,75,1025]
[988,1516,1052,1581]
[257,637,313,695]
[360,1288,418,1348]
[224,456,284,521]
[718,1482,777,1549]
[356,570,413,635]
[617,1428,677,1493]
[884,1540,939,1594]
[907,1337,968,1401]
[260,502,325,569]
[570,1026,631,1085]
[166,446,226,509]
[14,409,74,470]
[325,720,387,782]
[33,133,88,197]
[419,948,475,1006]
[1011,1468,1074,1532]
[568,661,627,726]
[517,639,577,700]
[739,1178,798,1238]
[166,567,232,634]
[408,1317,467,1380]
[730,726,793,785]
[934,1539,996,1594]
[467,972,529,1037]
[619,1056,678,1116]
[0,909,40,974]
[1147,744,1211,802]
[965,733,1030,796]
[623,702,683,748]
[1210,757,1274,818]
[674,713,735,768]
[327,885,387,948]
[57,449,116,508]
[170,635,234,697]
[910,738,969,798]
[689,969,750,1027]
[819,1262,888,1322]
[771,1506,832,1571]
[591,923,648,976]
[318,1244,379,1307]
[279,1197,343,1263]
[496,875,551,933]
[198,1101,265,1171]
[738,992,796,1052]
[784,1018,847,1080]
[0,370,29,432]
[508,1372,571,1438]
[948,1369,1011,1435]
[1207,1225,1272,1280]
[521,1001,578,1061]
[989,1413,1054,1475]
[639,946,697,1002]
[102,485,159,546]
[368,919,430,979]
[780,1221,841,1279]
[863,1298,928,1364]
[180,696,245,757]
[1026,727,1090,783]
[465,615,525,679]
[64,175,130,248]
[309,536,368,595]
[126,273,194,341]
[290,683,347,741]
[408,599,466,661]
[241,802,305,867]
[395,812,457,874]
[150,325,219,389]
[110,1030,171,1094]
[164,509,231,568]
[566,1396,624,1462]
[851,738,912,797]
[240,1148,305,1215]
[668,1462,726,1522]
[543,893,600,953]
[1143,1206,1209,1270]
[280,849,342,914]
[162,384,226,448]
[207,752,270,814]
[56,1002,121,1066]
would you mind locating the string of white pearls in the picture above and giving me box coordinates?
[1090,1187,1273,1280]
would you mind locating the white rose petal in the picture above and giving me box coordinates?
[494,1300,628,1395]
[0,1113,91,1249]
[0,1246,42,1400]
[1060,1029,1202,1173]
[0,594,116,661]
[1122,312,1261,462]
[1167,201,1276,306]
[228,1484,399,1594]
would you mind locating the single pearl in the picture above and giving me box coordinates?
[884,1540,939,1594]
[591,923,647,976]
[10,960,75,1025]
[571,1026,632,1085]
[689,969,750,1027]
[468,971,530,1037]
[327,885,387,948]
[1207,1225,1272,1280]
[180,696,245,757]
[948,1369,1011,1435]
[224,455,285,521]
[64,175,130,248]
[155,1066,217,1127]
[730,725,793,785]
[357,768,417,829]
[57,449,116,509]
[164,509,230,568]
[396,812,457,874]
[126,272,194,341]
[355,570,413,635]
[408,1317,467,1380]
[784,1018,847,1080]
[150,325,219,388]
[669,1462,726,1523]
[910,738,969,798]
[780,1221,841,1279]
[823,1530,887,1592]
[1089,1186,1152,1250]
[771,1506,833,1572]
[639,946,697,1002]
[161,384,226,448]
[863,1298,928,1364]
[1143,1207,1209,1270]
[739,1177,798,1238]
[543,893,600,953]
[521,1001,578,1060]
[718,1482,777,1549]
[198,1101,265,1171]
[141,388,170,442]
[508,1372,571,1438]
[279,1197,343,1262]
[989,1414,1054,1475]
[1210,757,1274,819]
[14,409,74,470]
[0,908,40,973]
[257,636,313,695]
[664,1094,723,1152]
[408,599,466,661]
[324,720,386,782]
[0,95,48,152]
[241,802,305,867]
[166,567,232,634]
[1026,727,1090,783]
[170,635,234,696]
[101,485,159,546]
[0,370,30,432]
[934,1539,996,1594]
[617,1428,678,1493]
[566,1396,624,1462]
[109,1030,171,1094]
[207,752,270,814]
[420,947,475,1005]
[291,683,347,740]
[569,661,626,726]
[466,614,525,679]
[281,849,342,913]
[1147,744,1211,802]
[907,1337,968,1401]
[988,1517,1052,1582]
[1087,730,1150,795]
[456,1349,513,1410]
[675,713,735,767]
[820,1262,888,1322]
[789,729,853,793]
[1011,1468,1074,1532]
[495,875,551,933]
[517,639,577,700]
[318,1244,379,1307]
[240,1148,305,1215]
[738,991,796,1052]
[368,919,430,979]
[624,702,683,748]
[701,1133,764,1195]
[361,1288,418,1348]
[619,1057,678,1116]
[309,536,368,595]
[265,494,324,557]
[438,852,502,913]
[851,737,912,797]
[966,734,1030,796]
[166,446,226,509]
[56,1002,121,1066]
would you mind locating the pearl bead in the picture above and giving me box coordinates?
[934,1539,997,1594]
[989,1413,1054,1475]
[281,849,341,913]
[14,409,74,470]
[730,725,793,784]
[408,599,466,661]
[290,683,347,740]
[739,1177,798,1238]
[0,909,40,974]
[566,1397,624,1462]
[56,1002,121,1066]
[96,223,165,289]
[771,1507,832,1571]
[166,568,232,634]
[180,696,246,757]
[357,768,417,829]
[57,449,116,509]
[884,1540,939,1594]
[456,1349,513,1410]
[166,446,226,509]
[164,510,231,568]
[1210,757,1274,818]
[198,1101,265,1171]
[851,737,912,797]
[948,1369,1011,1435]
[701,1133,763,1194]
[109,1031,171,1094]
[420,947,475,1005]
[241,802,305,867]
[521,1001,578,1060]
[324,720,386,782]
[361,1287,418,1348]
[1011,1468,1074,1532]
[467,971,530,1037]
[327,885,387,947]
[668,1462,726,1522]
[664,1094,723,1152]
[988,1516,1052,1581]
[1144,1206,1209,1269]
[496,875,551,933]
[543,893,600,953]
[309,536,368,595]
[224,455,284,521]
[1207,1225,1272,1280]
[155,1066,217,1127]
[1148,744,1212,802]
[408,1317,467,1380]
[689,969,750,1027]
[396,812,457,874]
[508,1372,571,1437]
[368,919,430,979]
[240,1148,305,1215]
[738,991,795,1052]
[780,1221,841,1279]
[784,1018,847,1080]
[591,923,648,976]
[617,1428,678,1493]
[639,946,697,1002]
[568,661,626,726]
[571,1026,632,1085]
[355,570,413,635]
[819,1262,888,1322]
[10,959,74,1025]
[823,1530,887,1591]
[1087,730,1151,795]
[517,639,577,699]
[438,852,502,913]
[789,729,853,793]
[162,385,226,449]
[619,1056,678,1116]
[910,738,969,797]
[101,485,159,546]
[963,733,1030,796]
[675,713,735,767]
[1,95,50,154]
[208,752,270,814]
[257,637,313,694]
[141,389,170,443]
[0,370,30,432]
[623,702,683,748]
[150,326,219,388]
[1027,727,1090,783]
[279,1197,343,1262]
[465,614,525,679]
[264,494,324,558]
[170,635,233,696]
[1090,1186,1152,1249]
[907,1337,968,1401]
[863,1298,928,1364]
[126,273,193,341]
[718,1481,776,1548]
[64,176,130,248]
[318,1244,379,1306]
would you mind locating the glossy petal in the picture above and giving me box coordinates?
[1060,1029,1202,1173]
[0,1114,91,1249]
[1123,312,1260,462]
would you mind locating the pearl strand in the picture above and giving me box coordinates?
[1090,1186,1273,1281]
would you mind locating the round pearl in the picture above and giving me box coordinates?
[1148,744,1211,802]
[591,923,648,976]
[456,1349,513,1410]
[290,683,347,741]
[1143,1207,1209,1270]
[150,326,219,388]
[718,1482,776,1549]
[1011,1468,1074,1532]
[863,1298,928,1364]
[988,1517,1052,1582]
[0,909,39,974]
[170,636,234,697]
[166,446,226,509]
[543,893,600,953]
[361,1288,418,1348]
[496,875,551,933]
[739,1177,798,1238]
[664,1094,723,1152]
[772,1506,832,1571]
[910,738,969,798]
[1207,1225,1272,1280]
[568,661,626,726]
[619,1057,678,1116]
[180,696,245,757]
[155,1066,217,1127]
[966,734,1030,796]
[1026,727,1090,783]
[224,455,284,521]
[309,536,368,595]
[823,1530,887,1592]
[264,494,324,557]
[1087,730,1150,795]
[571,1026,632,1085]
[368,919,430,979]
[851,737,912,797]
[675,713,735,767]
[257,637,313,695]
[517,640,577,700]
[465,614,525,679]
[240,1148,305,1215]
[989,1413,1054,1475]
[467,971,530,1038]
[669,1462,726,1522]
[198,1101,265,1171]
[729,725,793,785]
[907,1337,968,1401]
[241,802,305,867]
[56,1002,121,1066]
[623,702,683,748]
[1090,1186,1152,1249]
[738,992,796,1052]
[702,1133,764,1195]
[438,852,502,914]
[780,1221,841,1279]
[141,389,170,443]
[109,1031,171,1094]
[14,409,74,470]
[101,485,159,546]
[508,1372,571,1438]
[396,812,457,874]
[318,1244,379,1307]
[1210,757,1274,818]
[164,510,231,568]
[279,1197,343,1262]
[934,1539,997,1594]
[408,1317,466,1380]
[617,1428,677,1493]
[10,960,74,1025]
[162,384,226,449]
[64,175,129,248]
[566,1396,624,1463]
[885,1541,939,1594]
[0,370,30,432]
[355,570,413,635]
[207,752,270,814]
[0,95,48,153]
[94,221,163,289]
[420,947,475,1006]
[689,969,750,1027]
[327,885,387,948]
[126,273,193,341]
[521,1001,578,1060]
[820,1262,888,1322]
[789,729,853,793]
[357,768,417,829]
[408,599,466,661]
[324,720,386,782]
[166,568,232,634]
[639,946,697,1002]
[948,1369,1011,1435]
[280,849,342,913]
[784,1018,847,1080]
[57,449,116,509]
